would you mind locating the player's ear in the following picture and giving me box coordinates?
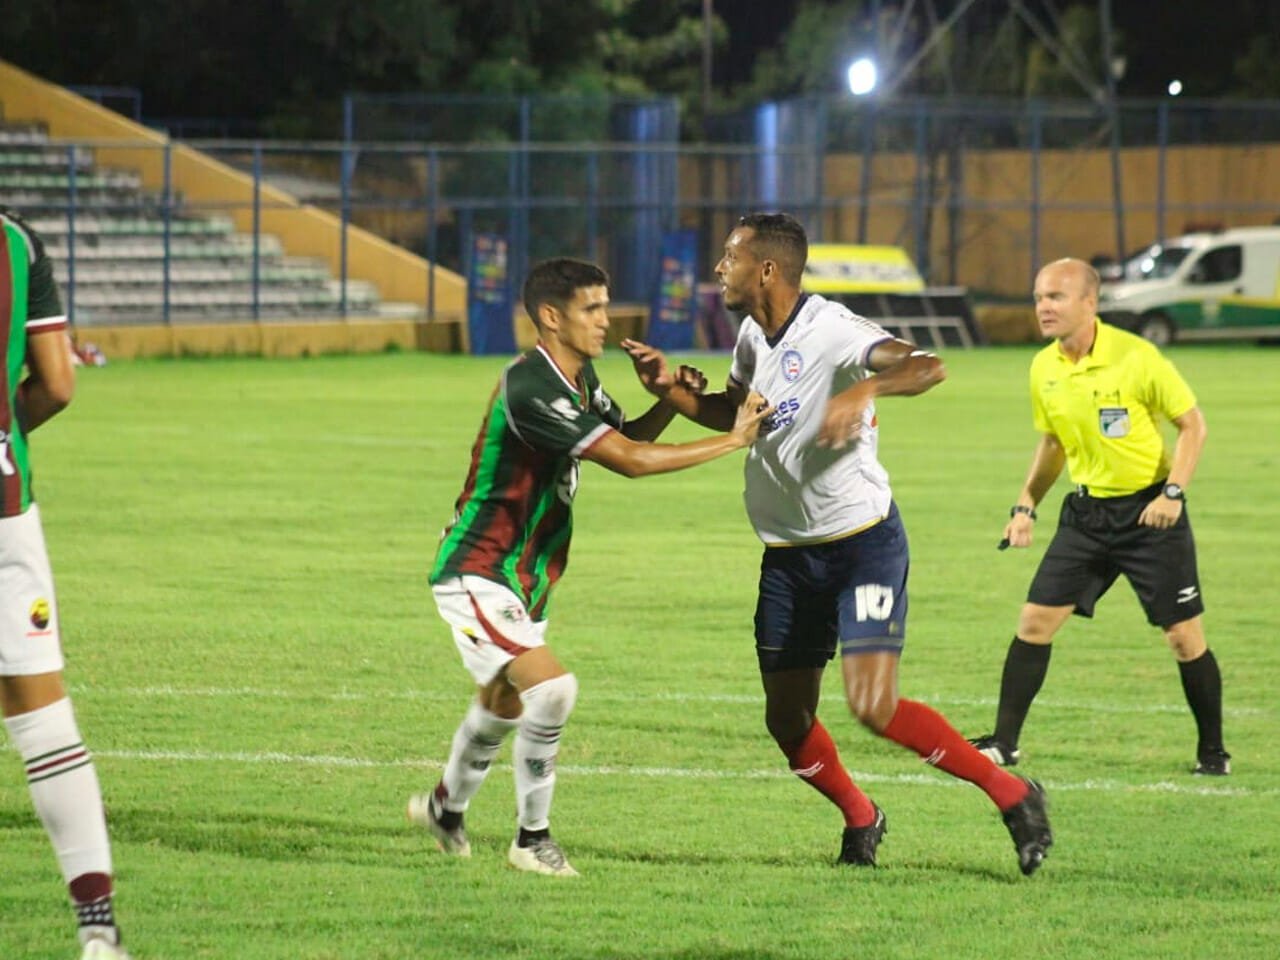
[536,302,561,332]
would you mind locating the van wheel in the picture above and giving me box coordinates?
[1137,313,1175,346]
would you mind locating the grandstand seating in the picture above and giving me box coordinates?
[0,123,383,324]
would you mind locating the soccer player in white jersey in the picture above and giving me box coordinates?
[622,213,1053,875]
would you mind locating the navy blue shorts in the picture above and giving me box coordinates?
[754,503,910,673]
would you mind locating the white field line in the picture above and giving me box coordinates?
[71,684,1268,718]
[0,743,1269,798]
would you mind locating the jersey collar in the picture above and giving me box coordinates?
[761,293,810,349]
[1055,317,1114,369]
[534,343,583,394]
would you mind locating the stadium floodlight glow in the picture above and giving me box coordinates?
[1168,79,1183,96]
[846,57,878,96]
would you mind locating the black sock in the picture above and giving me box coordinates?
[1178,648,1224,753]
[993,637,1053,748]
[518,826,550,847]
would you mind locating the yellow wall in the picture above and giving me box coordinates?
[81,317,466,359]
[813,141,1280,298]
[0,58,466,317]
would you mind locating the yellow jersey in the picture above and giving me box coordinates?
[1029,320,1196,497]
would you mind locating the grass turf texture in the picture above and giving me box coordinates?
[1,345,1277,959]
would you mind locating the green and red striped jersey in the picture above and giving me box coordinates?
[429,344,626,620]
[1,209,67,518]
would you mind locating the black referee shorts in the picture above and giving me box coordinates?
[1027,481,1204,627]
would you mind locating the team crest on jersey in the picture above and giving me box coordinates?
[499,604,527,625]
[780,349,804,382]
[29,598,51,630]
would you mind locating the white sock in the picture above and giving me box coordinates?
[513,673,578,832]
[4,698,113,884]
[439,700,518,812]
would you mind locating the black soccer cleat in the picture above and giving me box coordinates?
[837,805,887,866]
[969,734,1021,767]
[1193,747,1232,776]
[1002,778,1052,877]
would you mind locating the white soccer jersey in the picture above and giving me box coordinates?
[729,293,896,545]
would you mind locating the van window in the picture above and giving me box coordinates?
[1187,245,1242,284]
[1132,245,1192,280]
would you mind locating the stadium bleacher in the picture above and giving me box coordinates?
[0,122,383,325]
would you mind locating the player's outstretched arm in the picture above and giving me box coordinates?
[621,338,739,433]
[584,391,772,478]
[19,330,75,432]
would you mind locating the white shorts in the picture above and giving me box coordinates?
[431,575,548,686]
[0,504,64,676]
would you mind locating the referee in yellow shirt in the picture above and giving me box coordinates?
[969,257,1230,776]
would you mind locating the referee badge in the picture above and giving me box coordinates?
[1099,406,1131,438]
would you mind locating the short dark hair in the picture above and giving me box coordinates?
[522,258,610,325]
[737,213,808,285]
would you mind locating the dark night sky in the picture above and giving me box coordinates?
[717,1,1277,99]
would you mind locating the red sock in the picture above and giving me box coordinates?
[783,719,878,827]
[881,699,1029,811]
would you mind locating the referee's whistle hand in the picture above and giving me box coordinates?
[1004,519,1034,549]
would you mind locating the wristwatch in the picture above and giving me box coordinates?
[1010,505,1038,520]
[1162,482,1185,501]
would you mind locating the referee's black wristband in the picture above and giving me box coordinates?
[1010,505,1037,520]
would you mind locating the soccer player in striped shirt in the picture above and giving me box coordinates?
[409,257,770,876]
[0,209,130,958]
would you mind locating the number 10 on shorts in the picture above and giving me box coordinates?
[854,584,895,622]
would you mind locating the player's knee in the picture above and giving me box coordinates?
[846,688,895,733]
[1017,604,1067,644]
[519,672,579,726]
[1164,623,1206,662]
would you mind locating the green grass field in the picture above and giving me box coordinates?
[2,345,1277,960]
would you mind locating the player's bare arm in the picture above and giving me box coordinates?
[621,338,741,432]
[817,340,945,450]
[1004,433,1067,548]
[19,330,75,432]
[1139,405,1206,529]
[583,390,773,478]
[620,343,712,442]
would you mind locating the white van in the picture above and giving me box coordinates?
[1096,226,1280,344]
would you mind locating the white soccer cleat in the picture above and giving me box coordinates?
[407,791,472,858]
[81,936,131,959]
[507,837,579,877]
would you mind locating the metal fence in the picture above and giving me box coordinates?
[8,96,1280,326]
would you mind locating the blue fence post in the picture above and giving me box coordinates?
[858,105,876,243]
[912,102,927,281]
[1157,100,1169,242]
[586,150,599,262]
[1030,101,1043,291]
[340,143,353,316]
[813,97,828,241]
[162,142,173,325]
[426,147,439,321]
[251,143,262,321]
[65,146,78,326]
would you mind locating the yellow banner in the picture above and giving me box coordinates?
[802,244,924,293]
